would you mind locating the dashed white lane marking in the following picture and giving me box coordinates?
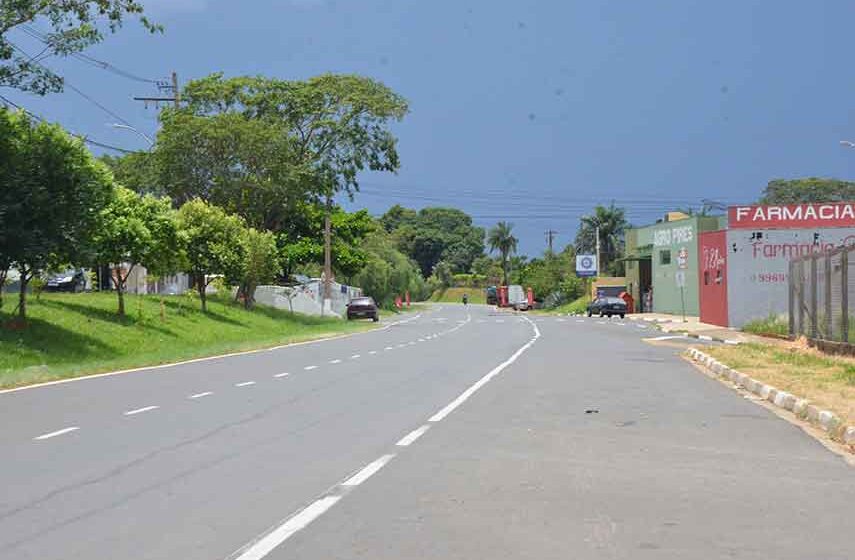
[33,427,79,441]
[274,373,290,378]
[396,344,406,349]
[304,365,318,371]
[369,350,378,355]
[576,319,585,323]
[407,341,416,346]
[384,346,393,351]
[396,425,430,447]
[341,454,396,487]
[125,405,159,416]
[417,338,425,342]
[429,317,540,423]
[231,495,341,560]
[495,319,505,323]
[189,391,213,399]
[350,354,361,359]
[236,381,256,387]
[329,359,342,364]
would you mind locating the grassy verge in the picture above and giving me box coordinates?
[534,295,590,315]
[0,292,376,389]
[430,288,486,304]
[743,315,789,337]
[704,341,855,428]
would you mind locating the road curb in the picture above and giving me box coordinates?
[683,332,742,345]
[687,348,855,447]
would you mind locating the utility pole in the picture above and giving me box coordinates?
[544,229,558,254]
[133,71,180,109]
[322,195,333,317]
[595,225,601,277]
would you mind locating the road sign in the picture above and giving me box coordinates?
[576,254,597,277]
[677,246,689,270]
[675,270,686,288]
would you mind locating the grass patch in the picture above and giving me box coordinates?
[743,315,789,337]
[534,295,590,315]
[0,291,376,389]
[430,288,486,304]
[704,341,855,428]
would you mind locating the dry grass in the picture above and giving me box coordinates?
[704,338,855,427]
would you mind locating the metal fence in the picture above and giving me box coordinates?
[789,245,855,343]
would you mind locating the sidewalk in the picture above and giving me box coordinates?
[626,313,774,345]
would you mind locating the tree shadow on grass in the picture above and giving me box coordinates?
[39,299,180,338]
[160,299,246,327]
[0,315,115,367]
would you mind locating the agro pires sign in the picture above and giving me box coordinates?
[728,203,855,230]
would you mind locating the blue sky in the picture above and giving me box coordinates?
[5,0,855,255]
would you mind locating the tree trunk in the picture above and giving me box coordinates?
[113,266,126,316]
[502,252,510,286]
[198,276,207,313]
[0,267,7,310]
[18,270,29,321]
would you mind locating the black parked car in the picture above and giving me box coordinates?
[587,296,627,318]
[346,297,379,322]
[44,269,87,293]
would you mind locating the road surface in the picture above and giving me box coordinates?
[0,304,851,559]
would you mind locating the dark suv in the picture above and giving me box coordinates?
[587,296,627,318]
[346,297,379,322]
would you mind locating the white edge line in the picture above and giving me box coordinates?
[230,496,341,560]
[125,405,159,416]
[1,312,427,396]
[429,317,539,423]
[396,425,430,447]
[189,391,213,399]
[33,426,79,441]
[341,454,396,487]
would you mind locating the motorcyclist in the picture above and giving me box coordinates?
[462,293,469,306]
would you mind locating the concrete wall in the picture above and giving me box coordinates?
[725,227,855,327]
[253,280,363,318]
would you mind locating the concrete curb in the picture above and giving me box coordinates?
[684,332,742,345]
[687,348,855,447]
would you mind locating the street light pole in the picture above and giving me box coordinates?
[109,123,154,147]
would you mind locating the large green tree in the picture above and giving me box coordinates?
[383,206,485,276]
[0,109,114,319]
[93,186,183,316]
[0,1,158,94]
[176,199,246,313]
[758,178,855,204]
[487,221,518,286]
[575,204,628,277]
[351,230,426,308]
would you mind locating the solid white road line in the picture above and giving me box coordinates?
[304,365,318,371]
[189,391,213,399]
[231,496,341,560]
[125,405,159,416]
[274,373,290,378]
[329,359,342,364]
[341,454,396,487]
[236,381,256,387]
[396,425,430,447]
[33,426,79,441]
[429,317,540,423]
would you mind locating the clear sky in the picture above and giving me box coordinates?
[5,0,855,256]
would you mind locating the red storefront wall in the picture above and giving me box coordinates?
[699,230,728,327]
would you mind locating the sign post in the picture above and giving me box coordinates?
[675,270,687,322]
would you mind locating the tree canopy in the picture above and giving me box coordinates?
[758,178,855,204]
[0,1,158,94]
[487,221,518,286]
[575,204,628,277]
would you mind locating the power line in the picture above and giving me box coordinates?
[19,25,161,85]
[0,94,135,154]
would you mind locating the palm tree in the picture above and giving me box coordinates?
[487,221,518,286]
[575,204,629,276]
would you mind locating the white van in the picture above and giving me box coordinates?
[507,284,528,310]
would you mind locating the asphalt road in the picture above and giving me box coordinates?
[0,305,851,560]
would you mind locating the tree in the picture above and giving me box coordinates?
[385,206,485,276]
[0,1,158,95]
[352,230,426,307]
[176,199,246,313]
[487,221,518,286]
[0,109,114,320]
[758,178,855,204]
[100,152,162,196]
[575,204,628,277]
[237,228,279,309]
[93,187,182,316]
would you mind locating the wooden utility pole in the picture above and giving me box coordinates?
[322,195,333,316]
[133,71,180,108]
[544,229,558,254]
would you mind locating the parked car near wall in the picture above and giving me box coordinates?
[44,269,87,293]
[587,296,627,318]
[346,297,379,322]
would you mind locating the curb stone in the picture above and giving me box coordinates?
[687,348,852,447]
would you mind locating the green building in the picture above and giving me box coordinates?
[625,214,722,316]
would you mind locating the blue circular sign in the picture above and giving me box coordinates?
[581,256,593,268]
